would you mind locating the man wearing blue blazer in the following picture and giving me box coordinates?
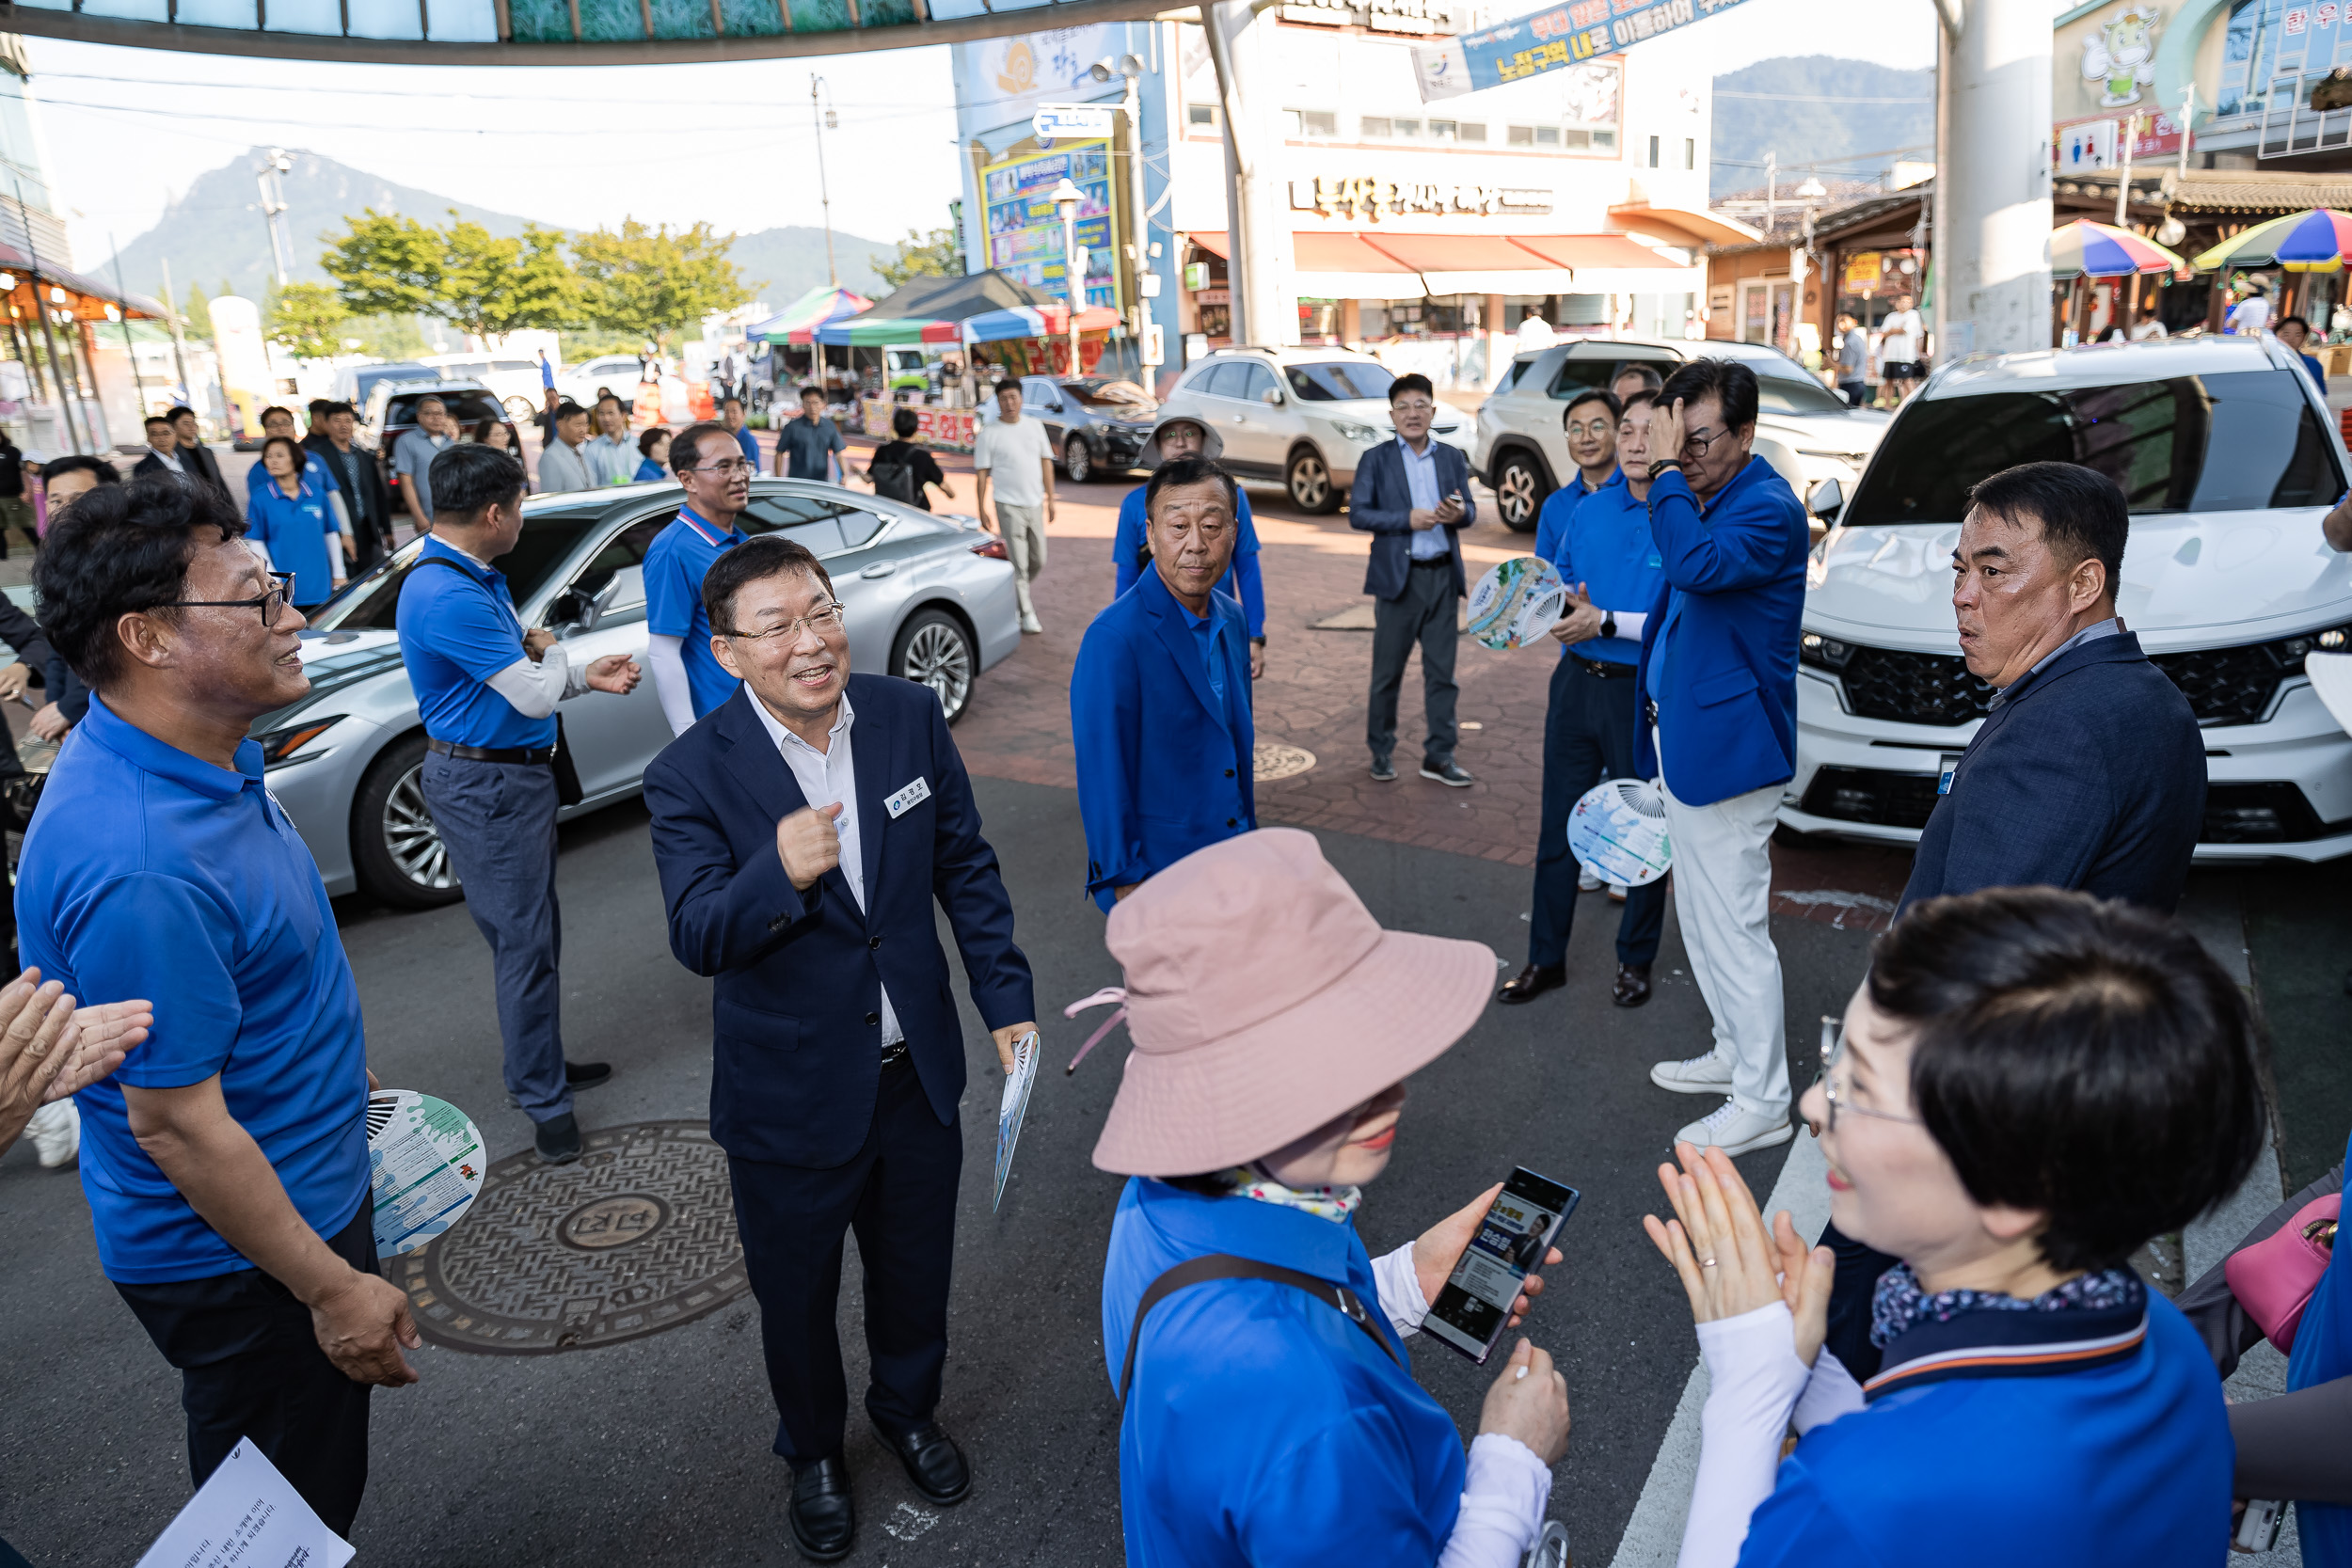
[1072,453,1254,909]
[1351,372,1478,786]
[642,534,1036,1563]
[1635,359,1809,1157]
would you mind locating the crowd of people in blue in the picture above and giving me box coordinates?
[0,354,2345,1568]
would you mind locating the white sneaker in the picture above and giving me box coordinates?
[1649,1053,1735,1094]
[1675,1099,1794,1157]
[26,1099,78,1168]
[1576,867,1602,893]
[1020,611,1043,634]
[1608,883,1628,903]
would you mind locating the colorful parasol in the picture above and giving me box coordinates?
[2190,208,2352,273]
[2047,218,2188,280]
[753,284,873,344]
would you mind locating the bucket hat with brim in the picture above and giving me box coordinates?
[1143,413,1224,467]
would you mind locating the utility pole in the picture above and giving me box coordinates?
[2178,84,2197,176]
[2115,112,2137,226]
[1932,0,2054,359]
[1090,53,1153,377]
[158,255,194,411]
[1765,150,1776,230]
[810,76,838,288]
[257,148,294,288]
[13,171,79,454]
[108,233,149,416]
[1055,178,1085,374]
[1201,0,1295,347]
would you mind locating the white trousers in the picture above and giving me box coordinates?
[1657,739,1790,1118]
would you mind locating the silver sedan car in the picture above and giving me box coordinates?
[255,477,1020,910]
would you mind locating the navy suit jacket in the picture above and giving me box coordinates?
[1348,436,1477,600]
[644,674,1036,1168]
[1070,563,1255,910]
[1899,630,2204,916]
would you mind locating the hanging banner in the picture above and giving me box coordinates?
[981,139,1123,314]
[1415,0,1752,101]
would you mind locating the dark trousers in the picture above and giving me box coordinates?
[1818,1219,1900,1380]
[114,1199,376,1537]
[1836,379,1868,407]
[1368,559,1460,768]
[729,1056,961,1465]
[420,752,571,1122]
[1528,655,1666,970]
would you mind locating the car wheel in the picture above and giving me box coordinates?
[1287,447,1338,514]
[351,732,464,910]
[892,608,977,724]
[1493,451,1548,533]
[502,395,536,424]
[1062,435,1093,484]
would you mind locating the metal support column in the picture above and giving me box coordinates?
[1931,0,2053,360]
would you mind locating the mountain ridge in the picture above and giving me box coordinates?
[1711,56,1936,200]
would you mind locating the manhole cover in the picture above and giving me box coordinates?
[1255,741,1316,782]
[390,1120,748,1354]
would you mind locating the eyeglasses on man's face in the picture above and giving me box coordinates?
[175,570,296,626]
[719,602,847,643]
[1814,1014,1923,1134]
[1680,428,1716,459]
[687,458,756,478]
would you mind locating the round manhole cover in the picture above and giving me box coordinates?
[391,1120,747,1354]
[1255,741,1316,782]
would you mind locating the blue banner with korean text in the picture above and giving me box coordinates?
[1414,0,1752,101]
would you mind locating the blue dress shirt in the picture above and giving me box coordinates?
[644,506,747,720]
[396,536,557,750]
[1534,470,1660,666]
[1396,436,1450,560]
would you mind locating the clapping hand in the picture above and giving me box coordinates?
[776,801,845,891]
[1548,582,1605,645]
[1642,1141,1834,1368]
[586,655,641,695]
[1416,1182,1563,1328]
[0,968,151,1156]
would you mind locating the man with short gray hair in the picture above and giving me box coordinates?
[392,394,457,535]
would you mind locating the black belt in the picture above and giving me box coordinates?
[879,1039,911,1069]
[427,736,555,766]
[1574,656,1634,679]
[1408,554,1454,569]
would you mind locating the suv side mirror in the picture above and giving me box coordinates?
[1261,387,1284,405]
[1807,477,1844,520]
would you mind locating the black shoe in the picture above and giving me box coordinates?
[1420,760,1474,787]
[1612,964,1654,1008]
[874,1419,971,1506]
[565,1060,613,1091]
[1497,963,1565,1005]
[534,1112,580,1164]
[1369,758,1397,782]
[789,1453,855,1562]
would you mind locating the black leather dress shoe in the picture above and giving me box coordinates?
[1612,964,1653,1008]
[1497,963,1565,1005]
[565,1060,613,1091]
[875,1419,971,1506]
[789,1453,855,1562]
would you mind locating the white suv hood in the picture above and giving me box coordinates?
[1807,510,2352,652]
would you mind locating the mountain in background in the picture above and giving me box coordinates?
[1710,56,1935,200]
[101,147,887,317]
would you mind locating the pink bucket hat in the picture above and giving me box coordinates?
[1073,829,1497,1177]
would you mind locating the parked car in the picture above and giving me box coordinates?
[557,354,654,412]
[355,379,516,514]
[1472,336,1889,531]
[253,478,1022,909]
[1154,346,1470,515]
[421,354,545,424]
[1018,374,1160,483]
[1784,335,2352,863]
[328,361,434,412]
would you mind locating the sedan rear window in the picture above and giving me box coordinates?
[1285,361,1396,401]
[1845,371,2343,524]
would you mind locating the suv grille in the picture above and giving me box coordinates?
[1836,647,1994,726]
[1814,636,2328,728]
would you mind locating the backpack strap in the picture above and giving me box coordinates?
[1117,1252,1400,1407]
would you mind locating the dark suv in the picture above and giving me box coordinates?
[1018,375,1160,483]
[356,379,518,512]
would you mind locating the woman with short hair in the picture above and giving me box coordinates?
[634,427,671,483]
[245,435,346,610]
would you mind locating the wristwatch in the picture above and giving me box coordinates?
[1600,612,1617,641]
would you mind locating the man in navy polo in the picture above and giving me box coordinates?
[21,476,422,1533]
[397,444,642,1164]
[645,420,752,736]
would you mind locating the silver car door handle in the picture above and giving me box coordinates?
[860,561,898,578]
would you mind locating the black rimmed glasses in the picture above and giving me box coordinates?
[1679,427,1716,460]
[718,603,847,643]
[1815,1014,1922,1132]
[175,570,297,626]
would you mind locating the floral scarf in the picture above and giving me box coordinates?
[1217,1164,1362,1225]
[1869,1260,2144,1350]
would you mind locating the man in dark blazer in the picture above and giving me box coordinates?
[1071,453,1254,910]
[642,534,1035,1564]
[305,399,397,571]
[1819,458,2205,1384]
[165,405,230,500]
[1349,372,1478,786]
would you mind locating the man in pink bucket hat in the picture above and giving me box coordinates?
[1071,828,1572,1565]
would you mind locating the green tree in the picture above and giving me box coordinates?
[570,219,753,352]
[264,281,347,360]
[321,209,575,343]
[346,311,430,361]
[182,284,214,341]
[874,226,961,289]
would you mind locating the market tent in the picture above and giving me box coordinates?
[857,268,1057,324]
[754,284,870,344]
[960,304,1122,341]
[814,314,951,346]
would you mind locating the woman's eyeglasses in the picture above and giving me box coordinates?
[719,603,847,642]
[1815,1015,1922,1133]
[175,571,296,626]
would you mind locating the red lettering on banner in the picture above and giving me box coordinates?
[1568,0,1608,24]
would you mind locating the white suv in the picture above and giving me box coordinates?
[1785,335,2352,863]
[1473,337,1889,531]
[1155,346,1472,514]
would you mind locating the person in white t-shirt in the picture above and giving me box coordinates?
[973,380,1058,634]
[2225,281,2272,337]
[1516,310,1554,351]
[1877,293,1927,404]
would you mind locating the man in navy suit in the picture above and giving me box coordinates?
[1350,372,1478,786]
[1636,359,1810,1158]
[1071,453,1254,909]
[642,535,1036,1563]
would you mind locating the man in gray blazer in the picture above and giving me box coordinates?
[1349,372,1477,785]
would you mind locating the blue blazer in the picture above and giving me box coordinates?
[1899,630,2203,915]
[643,674,1036,1168]
[1071,564,1254,910]
[1632,458,1809,806]
[1347,437,1477,601]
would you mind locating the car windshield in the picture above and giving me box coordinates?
[1067,379,1154,408]
[1285,361,1396,402]
[387,390,504,427]
[1753,373,1852,416]
[311,506,609,631]
[1844,370,2344,524]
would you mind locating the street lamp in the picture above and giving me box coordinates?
[1089,54,1153,376]
[1053,176,1085,376]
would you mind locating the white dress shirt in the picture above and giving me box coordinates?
[1397,435,1451,561]
[747,689,905,1051]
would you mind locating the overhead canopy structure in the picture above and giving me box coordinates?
[1191,230,1690,300]
[754,285,871,345]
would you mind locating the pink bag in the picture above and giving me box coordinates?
[2225,1194,2342,1354]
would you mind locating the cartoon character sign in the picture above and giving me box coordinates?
[2081,5,2162,107]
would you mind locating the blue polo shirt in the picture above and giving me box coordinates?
[396,535,555,749]
[1534,469,1660,666]
[16,698,370,1283]
[730,425,762,468]
[246,469,342,608]
[644,506,746,720]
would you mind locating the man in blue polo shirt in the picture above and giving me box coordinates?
[398,443,641,1164]
[645,420,752,735]
[20,477,421,1533]
[1500,388,1669,1010]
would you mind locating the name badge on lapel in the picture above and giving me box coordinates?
[1937,752,1963,796]
[885,777,932,818]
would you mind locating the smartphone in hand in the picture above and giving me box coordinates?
[1423,1166,1580,1364]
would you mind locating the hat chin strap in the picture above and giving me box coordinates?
[1061,988,1129,1075]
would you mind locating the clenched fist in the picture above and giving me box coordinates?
[778,801,846,891]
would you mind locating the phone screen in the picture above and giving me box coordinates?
[1422,1167,1580,1364]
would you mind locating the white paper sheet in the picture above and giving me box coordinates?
[993,1030,1040,1212]
[134,1437,355,1568]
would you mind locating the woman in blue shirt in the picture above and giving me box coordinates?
[1648,886,2265,1568]
[245,436,344,610]
[634,427,671,483]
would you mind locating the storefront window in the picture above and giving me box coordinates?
[1299,300,1339,342]
[1198,303,1231,341]
[1380,298,1469,338]
[1362,116,1392,137]
[1359,302,1391,338]
[1559,294,1609,326]
[2216,0,2268,119]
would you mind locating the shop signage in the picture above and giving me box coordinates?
[1413,0,1751,102]
[2053,110,2183,170]
[1197,288,1232,305]
[1291,176,1554,219]
[1033,103,1117,143]
[1842,252,1882,292]
[982,139,1124,312]
[1279,0,1480,32]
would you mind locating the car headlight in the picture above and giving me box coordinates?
[2278,625,2352,666]
[1331,420,1379,443]
[1798,633,1853,673]
[253,715,343,769]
